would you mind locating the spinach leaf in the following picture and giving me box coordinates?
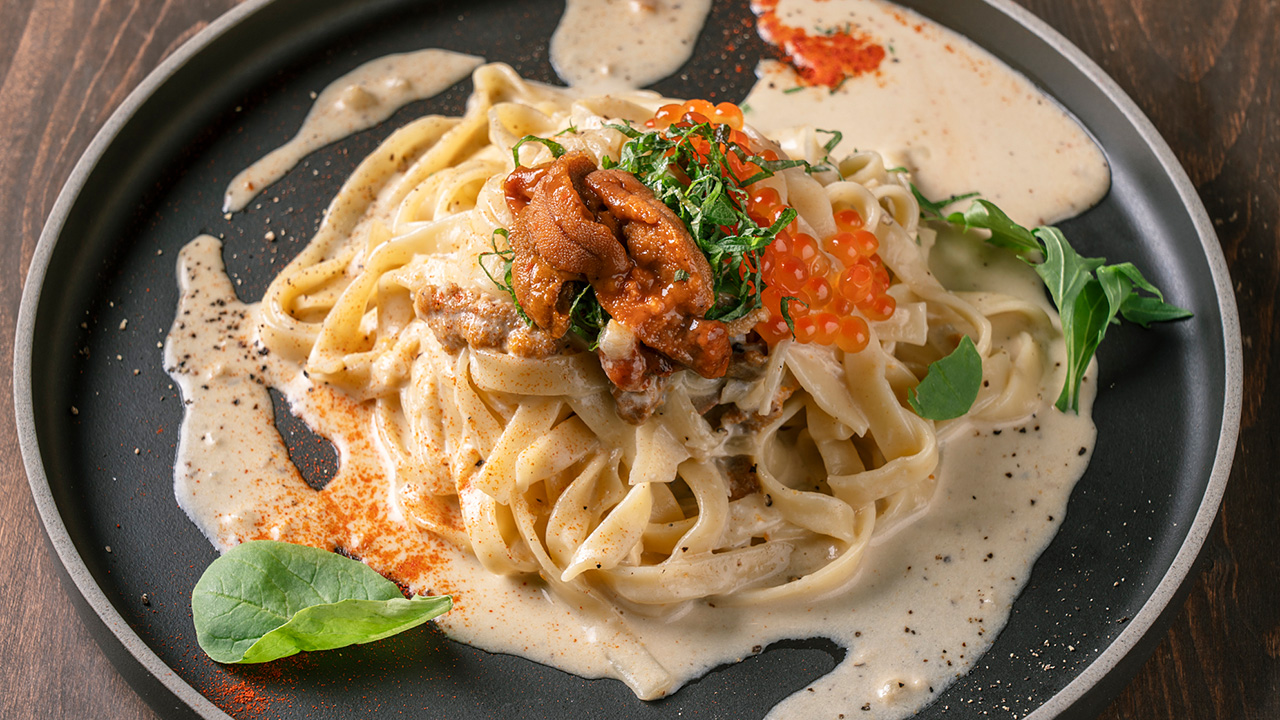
[908,335,982,420]
[192,540,451,664]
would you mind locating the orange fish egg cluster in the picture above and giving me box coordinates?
[645,100,895,353]
[751,0,887,89]
[648,99,745,131]
[752,198,894,352]
[648,101,773,181]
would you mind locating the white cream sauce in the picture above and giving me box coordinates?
[167,233,1095,719]
[169,2,1111,717]
[223,49,483,213]
[742,0,1110,227]
[550,0,714,92]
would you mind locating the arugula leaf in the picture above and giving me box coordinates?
[908,335,982,420]
[192,540,452,664]
[1095,262,1192,327]
[917,185,1193,413]
[1118,294,1194,327]
[1057,281,1112,412]
[947,199,1040,257]
[1033,227,1105,313]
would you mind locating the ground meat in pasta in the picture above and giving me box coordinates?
[722,455,762,501]
[415,284,561,358]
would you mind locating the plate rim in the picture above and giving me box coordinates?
[13,1,1242,718]
[984,1,1241,715]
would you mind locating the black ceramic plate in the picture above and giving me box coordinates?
[16,1,1241,718]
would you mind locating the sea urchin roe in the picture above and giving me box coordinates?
[503,152,731,385]
[751,0,886,88]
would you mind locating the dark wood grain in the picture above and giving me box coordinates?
[3,1,1275,718]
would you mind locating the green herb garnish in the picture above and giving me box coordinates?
[910,182,980,220]
[567,283,608,347]
[780,296,809,335]
[908,335,982,420]
[512,134,567,167]
[922,191,1192,413]
[949,199,1038,255]
[606,119,804,326]
[818,130,843,156]
[192,540,452,664]
[490,119,814,344]
[478,228,533,327]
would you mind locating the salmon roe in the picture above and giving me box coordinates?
[648,99,745,131]
[753,194,894,352]
[646,100,896,353]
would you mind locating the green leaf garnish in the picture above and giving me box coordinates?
[779,296,808,336]
[1056,279,1112,413]
[1033,226,1105,315]
[1117,293,1194,327]
[817,129,843,156]
[910,182,979,220]
[487,118,820,343]
[567,283,608,347]
[512,135,567,167]
[919,187,1193,413]
[478,228,533,327]
[947,199,1040,256]
[908,335,982,420]
[607,118,802,326]
[192,540,452,664]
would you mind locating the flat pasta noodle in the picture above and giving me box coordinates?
[251,63,1062,698]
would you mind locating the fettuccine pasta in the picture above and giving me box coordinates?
[244,64,1058,698]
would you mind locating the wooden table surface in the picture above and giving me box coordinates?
[2,0,1275,718]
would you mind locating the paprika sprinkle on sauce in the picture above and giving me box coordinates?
[751,0,887,88]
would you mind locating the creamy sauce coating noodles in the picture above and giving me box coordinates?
[223,49,483,213]
[168,2,1110,718]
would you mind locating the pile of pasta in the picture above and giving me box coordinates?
[256,64,1055,698]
